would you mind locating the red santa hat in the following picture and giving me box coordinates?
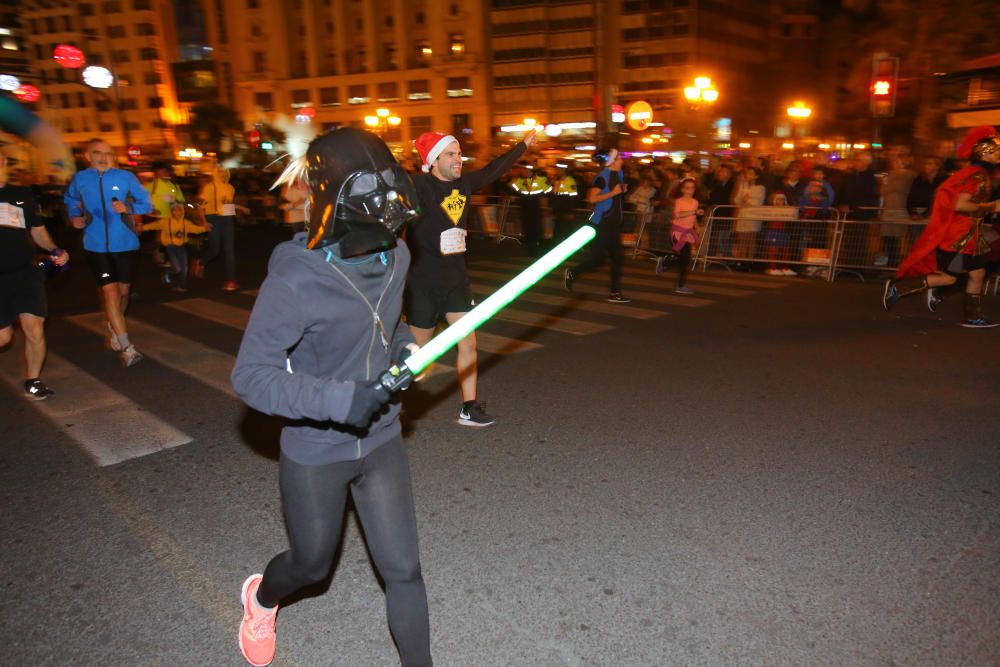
[415,132,457,173]
[956,125,997,160]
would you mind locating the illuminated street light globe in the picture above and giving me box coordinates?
[701,88,719,103]
[13,84,41,103]
[0,75,21,91]
[544,123,562,137]
[82,65,114,89]
[53,44,86,69]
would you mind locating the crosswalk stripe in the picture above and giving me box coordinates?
[467,268,717,305]
[493,307,614,335]
[474,331,542,355]
[469,283,664,319]
[0,341,191,466]
[67,312,238,397]
[163,299,462,374]
[477,258,788,289]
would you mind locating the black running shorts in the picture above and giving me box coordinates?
[85,250,139,286]
[0,267,47,328]
[405,283,476,329]
[936,248,988,276]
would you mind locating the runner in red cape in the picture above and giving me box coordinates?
[882,125,1000,327]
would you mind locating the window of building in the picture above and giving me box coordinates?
[147,96,163,108]
[415,40,431,65]
[34,44,42,60]
[671,24,688,35]
[136,23,155,36]
[291,89,311,108]
[79,4,94,16]
[77,92,86,106]
[622,0,641,12]
[407,79,430,100]
[96,98,112,112]
[60,93,71,108]
[415,11,424,25]
[120,98,138,110]
[133,0,151,8]
[103,1,122,12]
[346,84,369,104]
[451,113,469,138]
[63,16,73,31]
[320,87,339,107]
[449,33,465,55]
[126,121,140,131]
[447,76,472,97]
[99,123,114,133]
[450,3,460,15]
[255,91,274,110]
[112,49,130,62]
[325,48,338,74]
[247,0,259,8]
[144,71,161,85]
[252,51,266,72]
[140,47,158,60]
[409,115,432,138]
[385,16,393,27]
[623,28,641,41]
[250,23,261,38]
[383,43,398,70]
[45,17,56,32]
[106,25,126,38]
[377,81,399,102]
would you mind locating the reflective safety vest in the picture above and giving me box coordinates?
[511,175,552,196]
[554,175,578,196]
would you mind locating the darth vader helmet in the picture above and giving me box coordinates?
[304,127,420,256]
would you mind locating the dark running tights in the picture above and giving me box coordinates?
[676,242,692,287]
[257,437,432,667]
[572,221,624,292]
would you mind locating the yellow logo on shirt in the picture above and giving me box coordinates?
[440,189,466,225]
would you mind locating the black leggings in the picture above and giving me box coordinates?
[257,436,431,667]
[676,242,692,287]
[572,221,624,292]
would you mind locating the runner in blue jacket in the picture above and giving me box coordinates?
[64,138,152,366]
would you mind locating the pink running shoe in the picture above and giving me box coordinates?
[239,574,278,667]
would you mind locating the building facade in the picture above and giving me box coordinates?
[203,0,491,160]
[21,0,185,156]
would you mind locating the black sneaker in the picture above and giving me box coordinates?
[458,401,496,427]
[926,288,942,313]
[959,317,1000,329]
[882,279,900,311]
[25,378,54,401]
[607,292,631,303]
[563,268,575,292]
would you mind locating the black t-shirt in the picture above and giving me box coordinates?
[592,170,624,226]
[0,184,41,273]
[408,142,525,288]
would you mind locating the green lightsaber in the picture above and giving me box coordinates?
[378,224,597,392]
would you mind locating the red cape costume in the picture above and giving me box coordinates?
[896,165,989,278]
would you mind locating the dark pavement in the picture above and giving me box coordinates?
[2,223,998,666]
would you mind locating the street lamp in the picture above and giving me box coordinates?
[683,76,719,107]
[785,101,813,138]
[364,107,401,139]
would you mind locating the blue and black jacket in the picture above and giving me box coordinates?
[64,167,152,253]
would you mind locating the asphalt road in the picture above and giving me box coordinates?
[2,224,998,666]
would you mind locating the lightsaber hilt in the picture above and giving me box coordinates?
[376,364,414,394]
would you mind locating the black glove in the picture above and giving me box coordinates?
[343,380,392,428]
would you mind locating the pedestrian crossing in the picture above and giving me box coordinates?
[5,255,792,466]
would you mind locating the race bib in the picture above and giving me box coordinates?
[440,227,467,255]
[221,203,236,216]
[0,202,26,229]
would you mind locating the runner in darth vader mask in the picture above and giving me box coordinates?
[232,127,431,667]
[303,126,420,256]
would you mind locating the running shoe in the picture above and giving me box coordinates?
[959,317,1000,329]
[607,292,631,303]
[781,269,798,276]
[458,401,496,427]
[239,574,278,667]
[106,321,122,352]
[563,269,575,292]
[24,378,54,401]
[223,280,241,292]
[673,285,695,295]
[882,279,900,311]
[926,288,942,313]
[121,345,144,368]
[766,268,784,276]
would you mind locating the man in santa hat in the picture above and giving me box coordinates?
[407,129,537,426]
[882,125,1000,327]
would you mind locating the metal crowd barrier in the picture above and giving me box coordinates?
[693,205,842,281]
[832,207,928,281]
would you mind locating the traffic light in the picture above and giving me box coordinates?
[870,54,898,118]
[247,129,261,149]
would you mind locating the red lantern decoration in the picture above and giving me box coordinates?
[13,85,41,103]
[300,106,316,118]
[53,44,86,69]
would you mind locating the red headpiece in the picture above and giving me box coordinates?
[956,125,997,159]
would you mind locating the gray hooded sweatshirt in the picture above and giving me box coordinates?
[231,232,414,465]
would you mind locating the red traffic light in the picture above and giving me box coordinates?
[13,84,41,103]
[127,145,141,159]
[872,79,892,96]
[248,129,261,148]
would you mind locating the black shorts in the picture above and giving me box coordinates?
[936,249,988,276]
[0,267,47,328]
[405,283,476,329]
[85,250,139,286]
